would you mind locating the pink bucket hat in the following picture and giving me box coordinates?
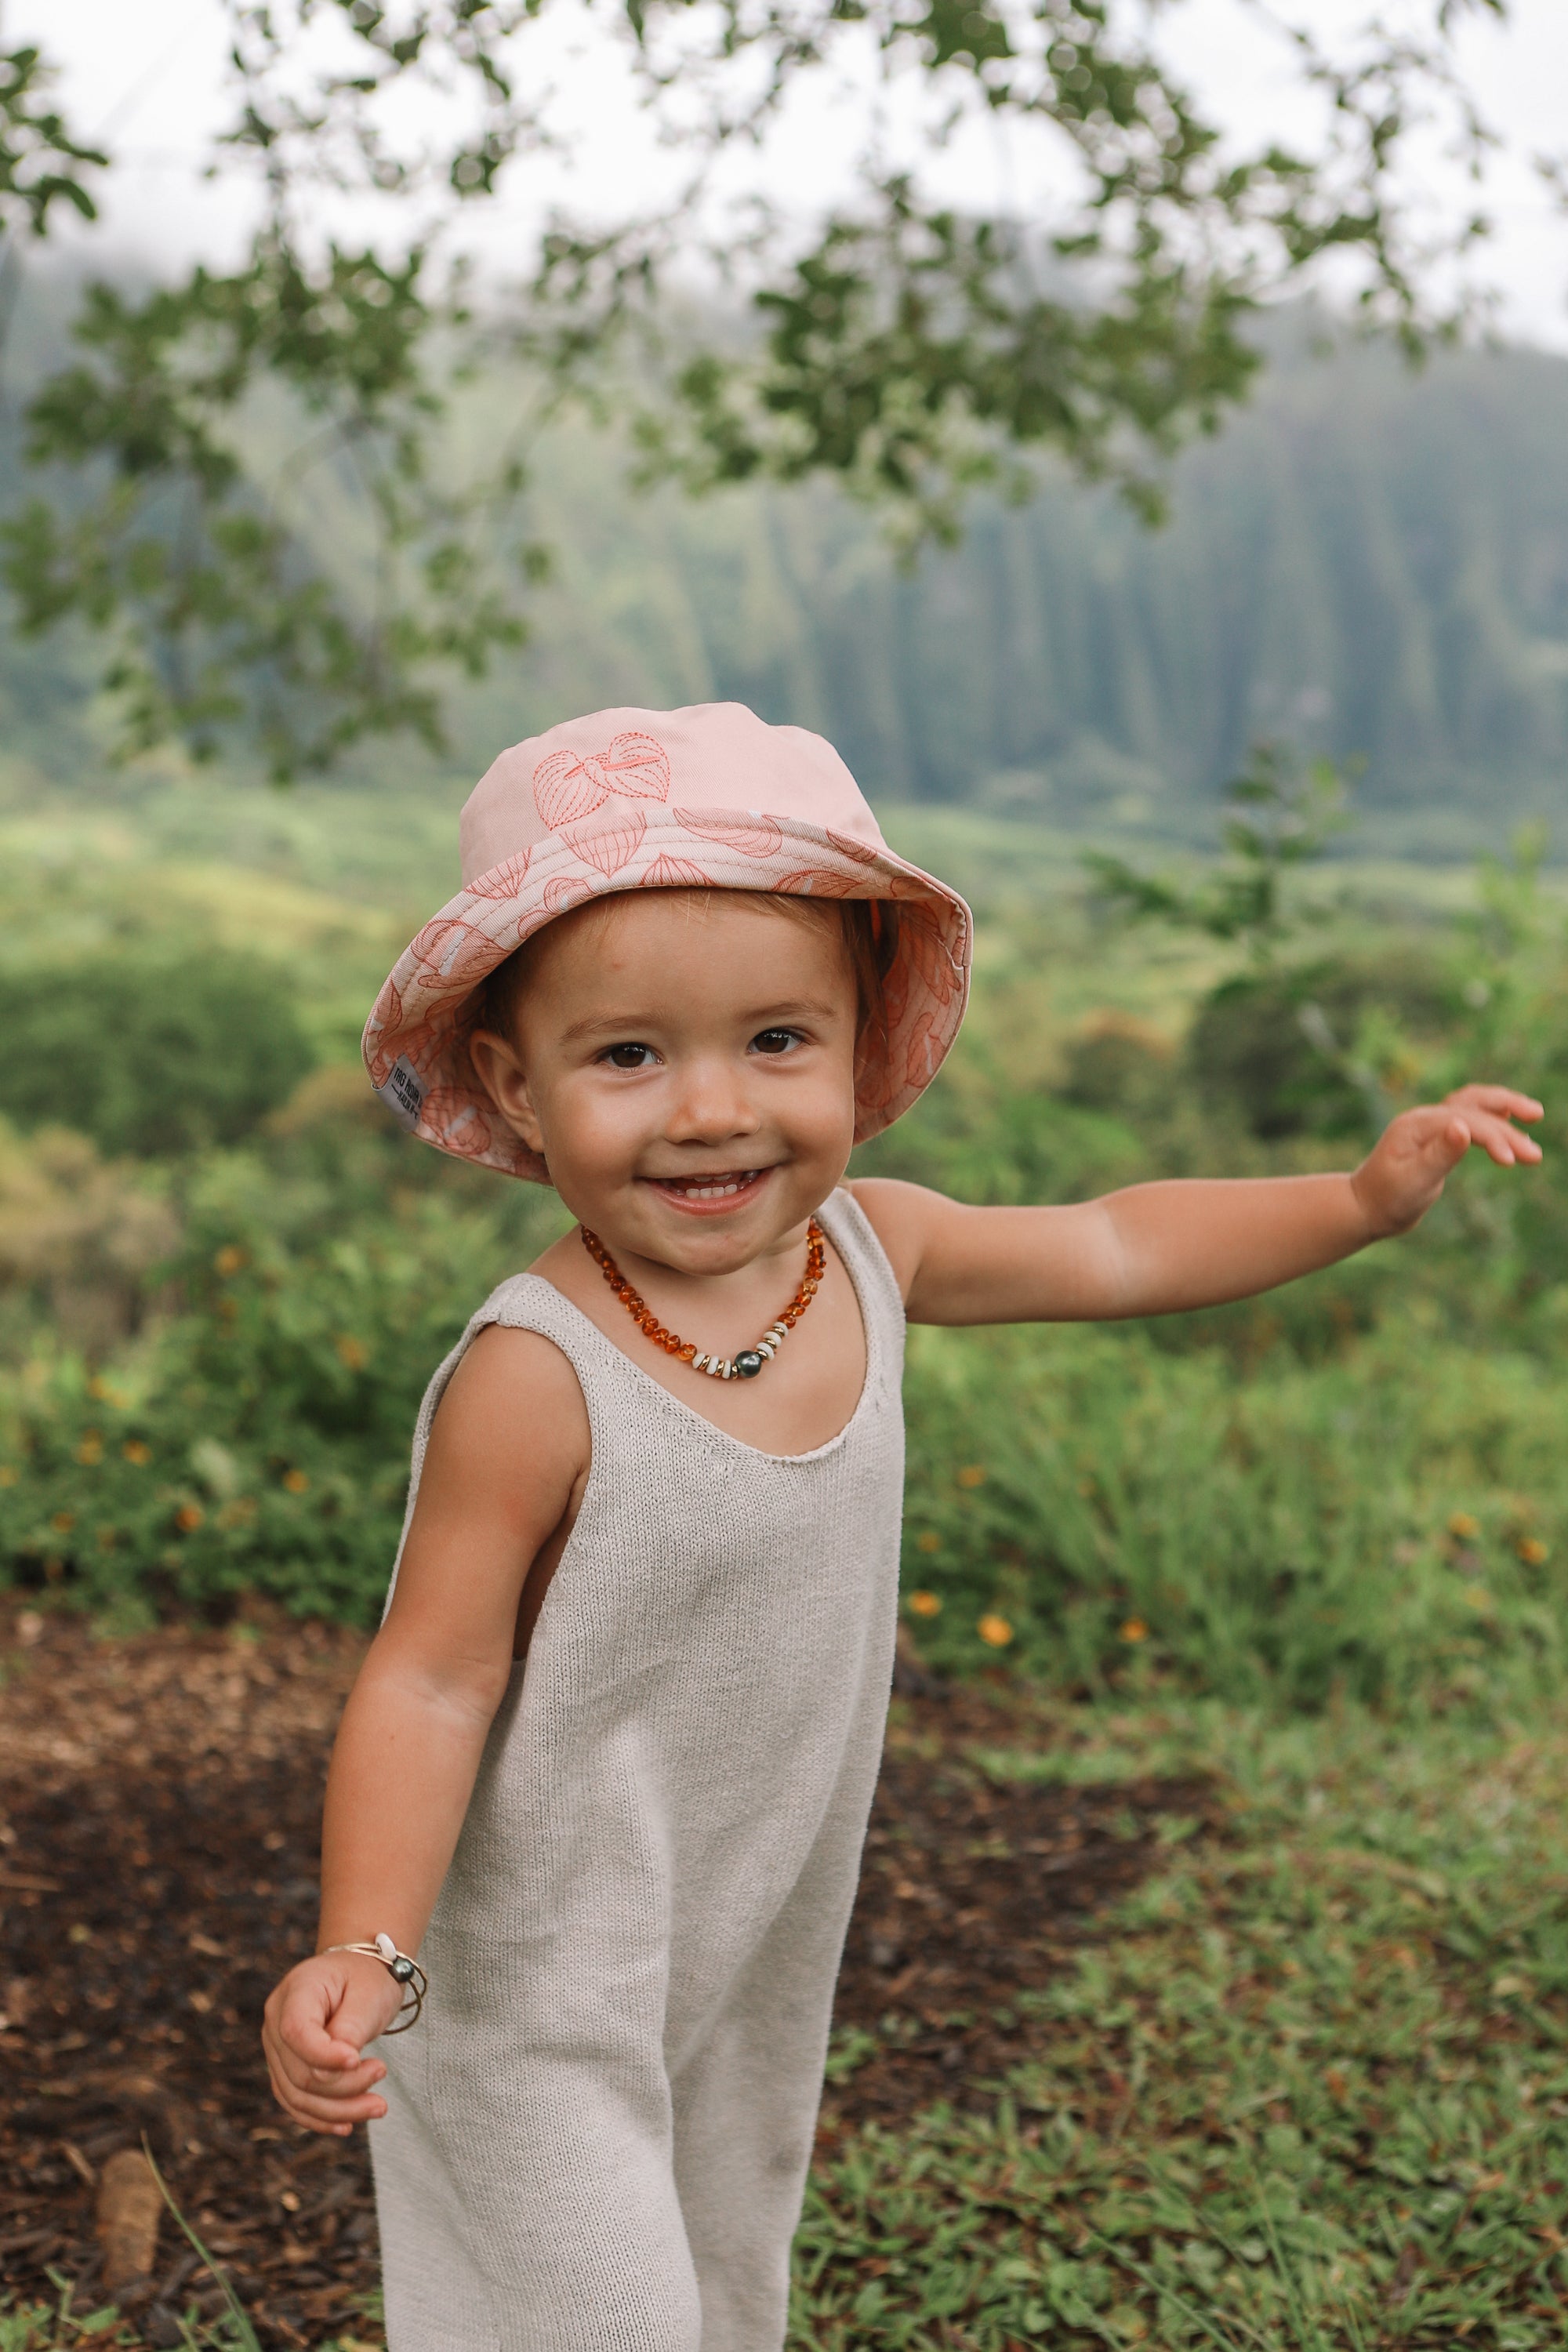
[362,701,972,1182]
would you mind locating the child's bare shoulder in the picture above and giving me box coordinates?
[423,1319,591,1521]
[393,1323,590,1627]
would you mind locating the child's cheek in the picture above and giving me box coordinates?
[779,1061,858,1168]
[550,1080,657,1177]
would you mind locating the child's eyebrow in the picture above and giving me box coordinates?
[557,996,844,1045]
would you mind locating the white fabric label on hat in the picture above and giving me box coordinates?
[376,1054,426,1131]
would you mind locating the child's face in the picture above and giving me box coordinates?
[470,891,860,1272]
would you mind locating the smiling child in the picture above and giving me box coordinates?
[260,702,1540,2352]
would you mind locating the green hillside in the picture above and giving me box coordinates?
[491,332,1568,849]
[3,278,1566,851]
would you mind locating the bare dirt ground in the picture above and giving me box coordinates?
[0,1608,1217,2347]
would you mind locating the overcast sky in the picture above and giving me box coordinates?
[9,0,1566,346]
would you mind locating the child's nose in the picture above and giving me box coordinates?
[665,1060,763,1144]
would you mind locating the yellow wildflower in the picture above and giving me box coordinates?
[978,1613,1014,1647]
[907,1590,942,1618]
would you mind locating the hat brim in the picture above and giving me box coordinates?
[361,804,971,1182]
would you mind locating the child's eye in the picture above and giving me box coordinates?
[603,1042,656,1070]
[750,1028,803,1056]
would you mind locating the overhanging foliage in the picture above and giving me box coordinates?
[0,0,1526,776]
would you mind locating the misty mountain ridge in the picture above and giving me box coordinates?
[2,276,1566,858]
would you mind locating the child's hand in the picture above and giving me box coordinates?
[1352,1084,1543,1238]
[261,1951,406,2136]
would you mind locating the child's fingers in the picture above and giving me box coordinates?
[263,1978,350,2073]
[266,2060,388,2136]
[263,2035,387,2110]
[1400,1109,1475,1169]
[273,2072,389,2125]
[296,2054,387,2099]
[1454,1109,1543,1167]
[1446,1083,1544,1123]
[263,2016,385,2096]
[274,2011,362,2073]
[262,2031,383,2132]
[1402,1102,1542,1170]
[270,1968,397,2073]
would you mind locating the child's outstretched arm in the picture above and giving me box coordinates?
[260,1327,590,2134]
[854,1084,1542,1325]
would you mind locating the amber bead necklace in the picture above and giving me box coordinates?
[579,1218,827,1381]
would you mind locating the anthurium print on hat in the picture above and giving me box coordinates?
[363,701,972,1184]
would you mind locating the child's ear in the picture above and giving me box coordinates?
[469,1028,546,1156]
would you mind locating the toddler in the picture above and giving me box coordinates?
[261,702,1539,2352]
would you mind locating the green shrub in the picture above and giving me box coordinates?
[0,948,314,1157]
[1057,1015,1181,1120]
[1189,948,1459,1139]
[0,1119,179,1358]
[896,1311,1568,1712]
[0,1137,563,1624]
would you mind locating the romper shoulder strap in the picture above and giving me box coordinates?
[815,1185,906,1364]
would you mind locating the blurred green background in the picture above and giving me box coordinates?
[2,723,1565,1729]
[5,310,1568,1719]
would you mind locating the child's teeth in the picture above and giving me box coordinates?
[670,1171,756,1199]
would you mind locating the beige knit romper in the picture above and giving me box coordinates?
[369,1189,905,2352]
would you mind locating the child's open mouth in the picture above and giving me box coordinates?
[643,1167,772,1210]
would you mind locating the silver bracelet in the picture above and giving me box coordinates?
[325,1932,428,2032]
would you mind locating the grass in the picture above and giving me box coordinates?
[0,2295,379,2352]
[894,1305,1568,1716]
[788,1694,1568,2349]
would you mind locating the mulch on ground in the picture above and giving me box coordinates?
[0,1608,1219,2346]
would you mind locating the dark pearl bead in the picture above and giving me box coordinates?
[734,1351,764,1379]
[390,1955,415,1982]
